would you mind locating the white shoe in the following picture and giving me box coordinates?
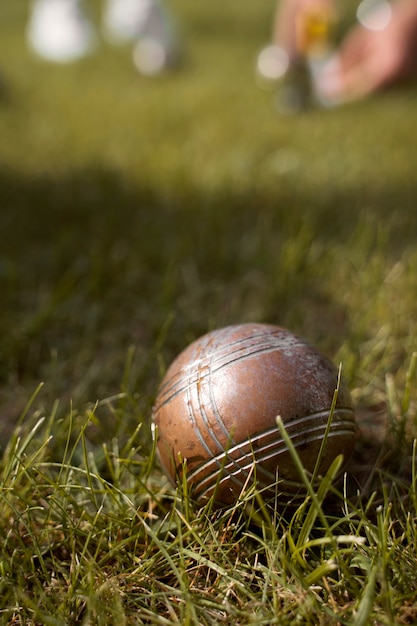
[27,0,96,63]
[103,0,179,74]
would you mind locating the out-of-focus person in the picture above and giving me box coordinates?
[27,0,180,75]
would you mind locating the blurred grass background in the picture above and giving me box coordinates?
[1,0,417,445]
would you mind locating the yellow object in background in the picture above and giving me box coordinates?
[295,8,333,57]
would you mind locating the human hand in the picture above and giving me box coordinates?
[315,0,417,104]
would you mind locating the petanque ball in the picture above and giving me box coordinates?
[152,323,356,506]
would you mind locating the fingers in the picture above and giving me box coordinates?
[315,50,394,105]
[315,0,417,105]
[315,32,404,104]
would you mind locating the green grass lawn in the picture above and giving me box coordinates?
[1,1,417,623]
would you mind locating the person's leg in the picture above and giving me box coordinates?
[102,0,180,74]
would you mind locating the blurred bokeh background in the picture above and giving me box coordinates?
[1,0,417,447]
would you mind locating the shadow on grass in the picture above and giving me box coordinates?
[1,164,417,446]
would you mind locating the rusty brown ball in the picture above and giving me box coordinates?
[152,323,355,507]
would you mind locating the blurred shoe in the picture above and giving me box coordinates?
[27,0,96,63]
[103,0,180,75]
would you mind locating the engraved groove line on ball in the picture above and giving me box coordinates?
[185,409,354,492]
[205,327,306,364]
[192,345,251,487]
[196,455,325,501]
[197,330,305,374]
[194,356,225,454]
[155,327,304,403]
[209,343,298,376]
[208,344,238,445]
[185,408,354,481]
[184,340,215,459]
[183,332,248,488]
[155,337,307,409]
[190,424,353,496]
[156,327,303,397]
[192,326,233,454]
[186,415,355,483]
[188,332,234,456]
[155,328,215,405]
[192,425,354,500]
